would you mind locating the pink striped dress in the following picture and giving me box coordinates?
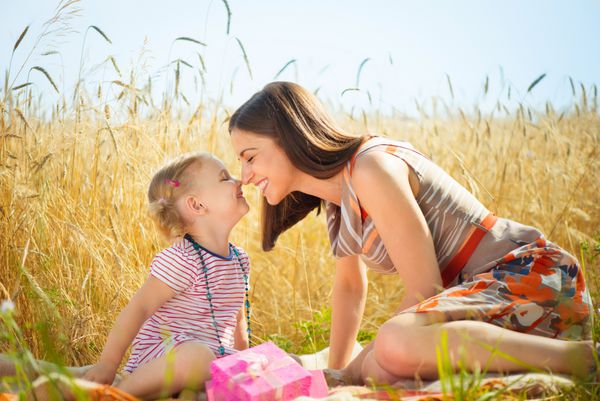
[123,238,250,373]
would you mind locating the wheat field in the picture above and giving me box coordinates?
[1,2,599,389]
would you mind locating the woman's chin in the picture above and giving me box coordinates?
[264,192,283,206]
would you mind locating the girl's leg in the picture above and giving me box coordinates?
[0,354,88,381]
[116,342,215,400]
[0,354,18,377]
[361,312,594,383]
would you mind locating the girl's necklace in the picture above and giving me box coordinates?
[184,234,251,356]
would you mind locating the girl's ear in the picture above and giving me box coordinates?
[185,195,207,215]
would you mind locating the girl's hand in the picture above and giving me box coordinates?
[82,361,117,384]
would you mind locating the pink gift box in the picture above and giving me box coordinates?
[207,342,328,401]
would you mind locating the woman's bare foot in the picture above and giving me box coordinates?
[322,368,354,387]
[585,340,600,381]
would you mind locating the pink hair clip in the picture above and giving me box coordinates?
[165,178,180,188]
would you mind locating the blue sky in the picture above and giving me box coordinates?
[2,0,599,115]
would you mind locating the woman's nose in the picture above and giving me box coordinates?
[241,164,252,185]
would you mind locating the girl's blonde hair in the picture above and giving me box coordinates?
[148,152,212,239]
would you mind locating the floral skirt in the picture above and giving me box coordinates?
[405,237,592,340]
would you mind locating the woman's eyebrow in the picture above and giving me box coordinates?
[239,147,257,158]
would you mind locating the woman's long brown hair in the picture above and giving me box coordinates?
[229,81,364,251]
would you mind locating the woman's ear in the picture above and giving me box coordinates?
[185,195,207,215]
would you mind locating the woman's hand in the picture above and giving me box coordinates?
[82,361,117,384]
[329,255,368,369]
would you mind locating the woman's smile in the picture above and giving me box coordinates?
[256,178,268,194]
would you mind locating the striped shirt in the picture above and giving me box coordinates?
[124,238,249,372]
[326,136,539,286]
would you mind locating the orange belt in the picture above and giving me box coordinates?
[441,213,497,288]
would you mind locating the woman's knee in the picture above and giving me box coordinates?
[372,314,436,374]
[373,319,417,370]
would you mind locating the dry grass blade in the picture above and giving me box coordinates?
[446,74,454,100]
[174,36,206,46]
[527,73,546,93]
[13,25,30,52]
[175,60,180,97]
[171,58,193,69]
[197,53,207,72]
[548,148,598,238]
[235,37,253,80]
[30,66,59,93]
[355,57,370,87]
[221,0,232,34]
[580,83,588,110]
[484,75,489,95]
[341,87,359,96]
[273,59,296,80]
[56,0,80,14]
[89,25,112,44]
[569,76,576,96]
[111,80,133,90]
[107,56,121,76]
[12,82,33,91]
[14,108,31,129]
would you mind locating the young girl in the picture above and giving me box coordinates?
[82,151,252,399]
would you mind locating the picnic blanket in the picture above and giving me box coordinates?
[0,343,578,401]
[0,373,137,401]
[296,344,575,400]
[0,371,577,401]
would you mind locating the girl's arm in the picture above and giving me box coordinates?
[84,276,177,384]
[233,307,249,350]
[351,151,441,312]
[328,254,368,369]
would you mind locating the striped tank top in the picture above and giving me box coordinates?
[325,136,541,285]
[124,238,250,372]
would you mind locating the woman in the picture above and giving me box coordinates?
[228,81,595,384]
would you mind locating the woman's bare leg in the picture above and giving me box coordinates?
[116,342,215,400]
[360,312,594,383]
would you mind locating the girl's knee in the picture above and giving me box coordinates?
[173,342,215,373]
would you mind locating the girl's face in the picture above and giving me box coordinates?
[230,128,296,205]
[188,156,249,221]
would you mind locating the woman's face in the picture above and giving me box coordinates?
[230,128,296,205]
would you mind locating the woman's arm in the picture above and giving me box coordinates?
[351,152,441,311]
[328,254,368,369]
[233,307,249,350]
[84,276,177,383]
